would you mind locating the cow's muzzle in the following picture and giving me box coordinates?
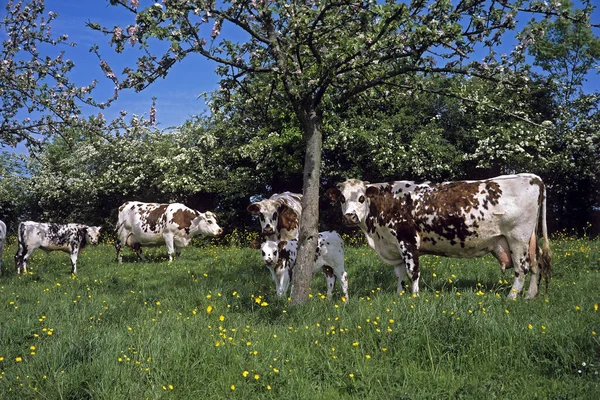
[343,213,360,226]
[262,226,274,235]
[264,259,275,267]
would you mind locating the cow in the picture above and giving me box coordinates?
[115,201,223,263]
[259,231,349,299]
[326,174,552,299]
[247,192,303,241]
[0,220,6,275]
[14,222,102,274]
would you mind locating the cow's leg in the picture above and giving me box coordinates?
[115,240,123,264]
[0,239,4,274]
[525,232,541,300]
[163,233,175,262]
[130,242,145,261]
[394,264,408,294]
[15,246,33,274]
[337,269,349,300]
[69,247,79,274]
[505,236,531,299]
[322,265,336,298]
[278,268,291,297]
[175,246,182,260]
[398,241,419,295]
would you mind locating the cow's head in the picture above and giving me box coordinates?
[247,199,286,237]
[191,211,223,236]
[260,240,281,266]
[260,240,293,296]
[86,226,102,245]
[326,179,370,227]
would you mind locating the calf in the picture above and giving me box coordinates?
[115,201,223,262]
[0,220,6,274]
[15,222,102,274]
[327,174,551,299]
[260,231,349,299]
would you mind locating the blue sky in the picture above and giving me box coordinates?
[4,0,600,135]
[43,0,223,129]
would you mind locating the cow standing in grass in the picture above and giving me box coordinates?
[0,220,6,274]
[259,231,349,299]
[14,222,102,274]
[327,174,551,299]
[115,201,223,263]
[247,192,303,241]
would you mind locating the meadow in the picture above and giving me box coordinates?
[0,233,598,399]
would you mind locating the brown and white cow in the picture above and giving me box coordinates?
[115,201,223,263]
[326,174,552,299]
[14,221,102,274]
[247,192,303,241]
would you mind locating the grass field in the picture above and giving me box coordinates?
[0,234,598,399]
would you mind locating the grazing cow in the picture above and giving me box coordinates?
[115,201,223,263]
[14,222,102,274]
[0,220,6,274]
[259,231,349,299]
[247,192,303,241]
[326,174,551,299]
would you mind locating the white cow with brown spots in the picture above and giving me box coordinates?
[247,192,303,241]
[115,201,223,263]
[259,231,349,299]
[327,174,551,299]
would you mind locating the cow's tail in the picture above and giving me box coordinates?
[539,185,552,294]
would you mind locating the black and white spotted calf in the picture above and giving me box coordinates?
[327,174,551,299]
[15,222,102,274]
[259,231,349,299]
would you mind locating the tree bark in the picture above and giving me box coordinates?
[289,104,322,305]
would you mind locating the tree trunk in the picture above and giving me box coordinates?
[290,104,322,305]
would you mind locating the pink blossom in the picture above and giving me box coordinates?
[114,27,123,40]
[130,0,140,7]
[150,105,156,125]
[211,22,221,38]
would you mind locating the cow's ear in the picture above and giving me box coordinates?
[250,240,261,250]
[366,186,380,198]
[325,188,342,202]
[247,203,261,214]
[278,241,288,250]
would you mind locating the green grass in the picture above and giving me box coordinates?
[0,236,599,399]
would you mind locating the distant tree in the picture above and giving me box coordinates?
[527,1,600,231]
[90,0,586,304]
[0,152,28,231]
[528,0,600,109]
[0,0,153,152]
